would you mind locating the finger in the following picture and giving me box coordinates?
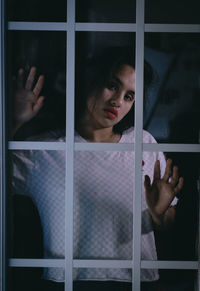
[174,177,184,195]
[144,175,151,192]
[32,96,45,115]
[33,75,45,97]
[25,67,37,90]
[153,160,160,181]
[17,68,24,89]
[162,158,172,182]
[170,166,179,187]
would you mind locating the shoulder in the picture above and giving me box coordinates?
[121,127,158,144]
[120,127,134,143]
[142,130,157,144]
[12,129,65,163]
[26,129,65,142]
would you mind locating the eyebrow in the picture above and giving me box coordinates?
[112,75,123,86]
[112,75,135,95]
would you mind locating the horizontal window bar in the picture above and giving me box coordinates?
[9,259,198,270]
[9,259,131,268]
[8,141,66,150]
[143,143,200,152]
[7,22,136,32]
[9,259,65,267]
[9,141,200,152]
[141,260,198,270]
[8,22,68,31]
[145,24,200,33]
[75,23,136,32]
[74,260,198,270]
[73,260,132,269]
[9,141,134,151]
[8,22,200,33]
[75,143,134,151]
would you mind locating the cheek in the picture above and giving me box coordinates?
[86,95,98,113]
[124,103,134,115]
[88,91,109,111]
[101,88,112,101]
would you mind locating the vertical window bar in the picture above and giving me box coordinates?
[65,0,75,290]
[133,0,145,290]
[0,0,6,290]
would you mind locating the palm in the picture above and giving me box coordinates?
[13,67,45,133]
[14,88,38,122]
[144,159,183,219]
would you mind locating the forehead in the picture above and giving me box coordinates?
[113,64,135,89]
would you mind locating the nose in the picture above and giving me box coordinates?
[110,91,123,107]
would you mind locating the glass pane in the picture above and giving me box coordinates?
[145,0,200,24]
[73,150,134,261]
[76,0,136,23]
[144,33,200,144]
[141,269,196,291]
[7,0,66,22]
[76,32,135,58]
[9,267,65,291]
[73,268,132,288]
[10,150,66,263]
[141,152,198,261]
[7,31,66,141]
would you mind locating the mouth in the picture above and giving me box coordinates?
[104,107,118,119]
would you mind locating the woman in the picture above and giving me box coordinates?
[12,47,183,291]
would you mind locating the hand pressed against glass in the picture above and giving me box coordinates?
[12,67,45,136]
[144,159,184,228]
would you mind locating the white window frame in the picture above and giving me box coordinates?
[0,0,200,290]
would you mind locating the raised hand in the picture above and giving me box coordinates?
[144,159,183,227]
[12,67,45,136]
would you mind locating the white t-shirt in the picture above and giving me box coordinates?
[12,127,176,283]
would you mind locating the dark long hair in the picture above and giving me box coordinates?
[75,46,153,134]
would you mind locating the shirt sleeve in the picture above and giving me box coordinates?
[12,150,34,196]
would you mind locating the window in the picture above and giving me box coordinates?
[1,0,200,290]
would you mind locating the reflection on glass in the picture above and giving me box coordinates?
[9,267,65,291]
[7,0,66,22]
[10,150,66,263]
[7,31,66,141]
[144,33,200,143]
[145,0,200,24]
[76,0,136,23]
[142,152,198,262]
[141,269,196,291]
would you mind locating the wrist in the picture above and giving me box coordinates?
[149,210,164,229]
[149,206,176,230]
[12,121,24,137]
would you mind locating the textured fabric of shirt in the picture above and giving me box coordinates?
[12,128,176,283]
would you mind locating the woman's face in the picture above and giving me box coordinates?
[85,64,135,130]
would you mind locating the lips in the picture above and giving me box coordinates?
[104,107,118,119]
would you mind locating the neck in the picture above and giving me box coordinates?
[76,121,121,143]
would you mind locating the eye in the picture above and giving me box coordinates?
[124,94,134,102]
[106,81,118,91]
